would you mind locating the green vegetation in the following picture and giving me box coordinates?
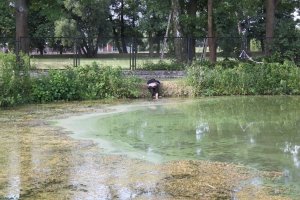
[0,53,31,107]
[0,53,141,107]
[2,51,300,108]
[187,60,300,96]
[31,64,142,103]
[3,0,298,64]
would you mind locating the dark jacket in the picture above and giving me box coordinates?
[147,79,160,85]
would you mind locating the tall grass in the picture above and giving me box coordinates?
[0,53,31,107]
[187,60,300,96]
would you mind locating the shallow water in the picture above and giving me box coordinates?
[0,103,168,199]
[58,96,300,197]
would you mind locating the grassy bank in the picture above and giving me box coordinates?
[187,60,300,96]
[1,52,300,108]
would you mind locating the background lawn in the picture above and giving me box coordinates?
[30,54,173,69]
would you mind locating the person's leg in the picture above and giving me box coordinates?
[148,87,155,98]
[153,86,159,99]
[152,88,156,98]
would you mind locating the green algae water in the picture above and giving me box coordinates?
[58,96,300,197]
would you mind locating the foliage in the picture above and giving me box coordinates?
[57,0,111,57]
[54,18,77,47]
[187,60,300,96]
[139,0,170,36]
[0,53,31,107]
[0,1,14,38]
[28,7,56,55]
[272,22,300,64]
[31,63,142,103]
[1,0,298,63]
[31,68,80,102]
[74,63,141,99]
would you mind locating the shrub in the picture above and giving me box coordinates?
[31,62,142,103]
[187,60,300,96]
[75,63,141,99]
[0,53,31,107]
[31,68,80,102]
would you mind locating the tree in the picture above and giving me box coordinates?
[181,0,207,62]
[28,0,65,55]
[171,0,185,62]
[207,0,216,63]
[265,0,276,55]
[0,1,15,38]
[213,0,263,58]
[271,0,300,62]
[0,1,15,52]
[56,0,111,57]
[109,0,142,54]
[139,0,170,57]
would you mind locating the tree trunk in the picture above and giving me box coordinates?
[171,0,184,62]
[265,0,276,56]
[109,15,123,53]
[15,0,29,53]
[120,0,128,53]
[38,46,44,55]
[207,0,217,63]
[148,31,154,57]
[187,0,197,62]
[112,27,122,53]
[161,10,172,59]
[155,36,161,54]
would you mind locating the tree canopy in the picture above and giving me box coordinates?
[1,0,299,62]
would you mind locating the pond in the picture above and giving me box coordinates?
[57,96,300,198]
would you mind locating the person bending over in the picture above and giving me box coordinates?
[147,78,160,99]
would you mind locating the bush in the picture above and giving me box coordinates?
[1,58,142,106]
[187,60,300,96]
[75,63,141,99]
[31,68,80,102]
[31,62,142,103]
[0,53,31,107]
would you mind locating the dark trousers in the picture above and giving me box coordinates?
[148,86,159,97]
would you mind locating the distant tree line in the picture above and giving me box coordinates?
[0,0,299,63]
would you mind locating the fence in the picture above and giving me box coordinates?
[1,36,299,69]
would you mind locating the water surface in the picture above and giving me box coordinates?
[58,96,300,197]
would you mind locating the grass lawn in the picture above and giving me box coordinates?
[30,56,172,69]
[29,53,242,70]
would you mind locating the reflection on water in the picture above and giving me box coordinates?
[6,128,20,200]
[283,143,300,168]
[58,96,300,197]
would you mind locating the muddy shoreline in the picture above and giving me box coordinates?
[0,100,292,199]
